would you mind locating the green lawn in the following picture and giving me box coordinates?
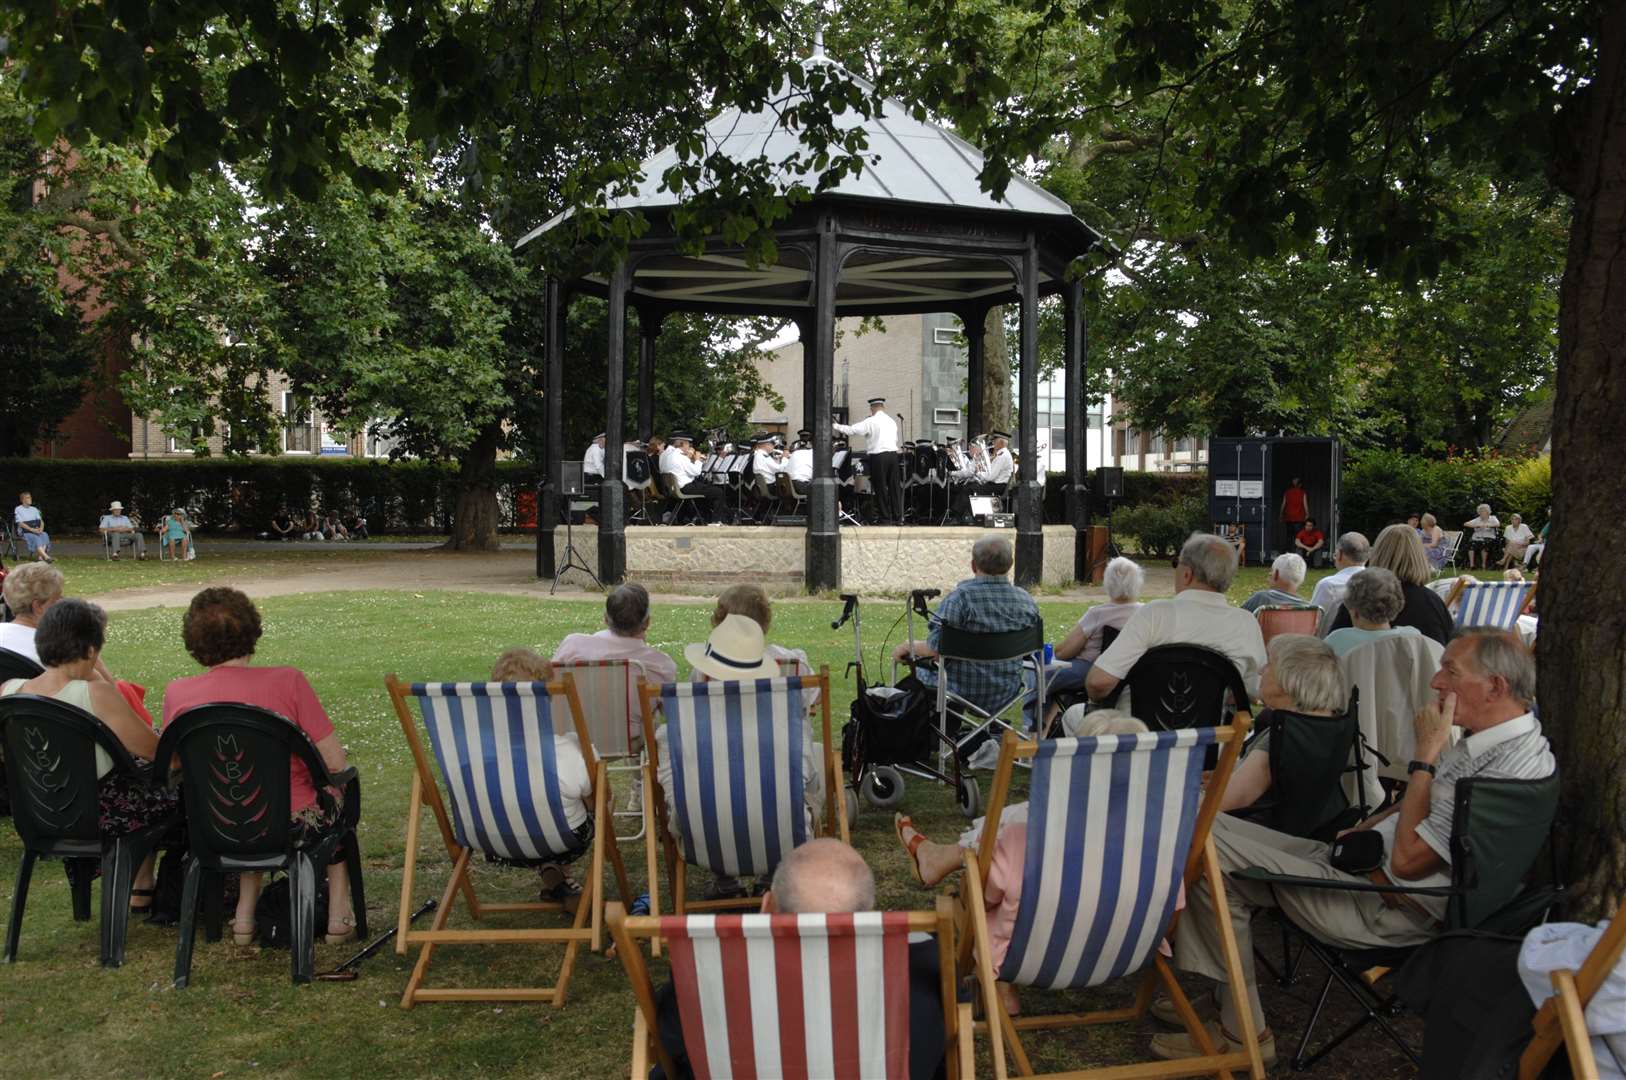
[0,557,1492,1078]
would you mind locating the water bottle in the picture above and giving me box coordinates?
[1042,642,1054,665]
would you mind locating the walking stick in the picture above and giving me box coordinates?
[315,899,437,981]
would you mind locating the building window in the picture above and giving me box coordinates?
[283,391,318,453]
[1088,409,1103,430]
[932,326,961,346]
[933,407,962,426]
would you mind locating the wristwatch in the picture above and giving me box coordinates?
[1407,760,1437,778]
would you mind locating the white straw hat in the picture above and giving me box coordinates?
[684,614,779,681]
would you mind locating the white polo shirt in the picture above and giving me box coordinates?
[1093,588,1267,697]
[1310,564,1365,616]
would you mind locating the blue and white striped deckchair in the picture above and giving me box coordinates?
[1452,580,1534,629]
[385,673,632,1009]
[961,724,1264,1080]
[640,669,847,921]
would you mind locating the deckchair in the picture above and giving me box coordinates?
[960,720,1263,1080]
[1519,906,1626,1080]
[551,658,649,841]
[385,673,632,1008]
[1254,604,1321,646]
[609,897,973,1080]
[639,670,848,931]
[1446,578,1536,628]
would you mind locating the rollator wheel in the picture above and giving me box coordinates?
[860,765,906,809]
[844,787,859,827]
[956,774,983,819]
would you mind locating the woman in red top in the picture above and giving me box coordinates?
[1280,477,1309,536]
[163,588,357,945]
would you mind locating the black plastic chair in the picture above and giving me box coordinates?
[1,693,182,966]
[156,702,366,986]
[0,647,43,682]
[1233,772,1561,1070]
[1109,643,1249,732]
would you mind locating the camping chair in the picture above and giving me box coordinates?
[1519,906,1626,1080]
[1439,530,1465,571]
[551,658,649,841]
[610,897,974,1080]
[638,670,848,937]
[1255,603,1321,646]
[959,720,1263,1080]
[1340,633,1444,783]
[1,520,16,561]
[1,693,183,967]
[660,473,705,525]
[158,703,366,986]
[1447,579,1536,629]
[386,673,632,1007]
[1234,771,1561,1070]
[1108,643,1248,733]
[930,619,1046,774]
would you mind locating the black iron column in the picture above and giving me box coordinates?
[797,314,817,434]
[538,278,565,580]
[1015,243,1043,587]
[964,304,986,438]
[806,217,841,592]
[599,260,630,585]
[1063,275,1089,583]
[636,308,660,440]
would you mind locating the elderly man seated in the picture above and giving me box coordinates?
[1241,552,1312,612]
[650,839,948,1080]
[892,534,1041,721]
[551,582,678,719]
[1310,530,1371,634]
[1151,628,1555,1065]
[1085,532,1267,706]
[99,500,146,560]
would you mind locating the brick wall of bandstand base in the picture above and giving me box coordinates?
[548,525,1080,595]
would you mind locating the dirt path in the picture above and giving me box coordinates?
[83,548,1177,611]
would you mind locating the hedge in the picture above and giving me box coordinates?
[1339,448,1550,541]
[0,457,541,535]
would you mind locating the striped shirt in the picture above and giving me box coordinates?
[919,575,1041,715]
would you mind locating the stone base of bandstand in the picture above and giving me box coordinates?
[546,525,1081,594]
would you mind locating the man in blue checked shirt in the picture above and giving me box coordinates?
[892,534,1040,719]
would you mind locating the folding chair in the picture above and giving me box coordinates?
[551,658,649,841]
[1438,530,1464,571]
[638,670,848,932]
[1446,579,1536,629]
[1519,906,1626,1080]
[661,473,706,525]
[1234,772,1560,1070]
[960,720,1264,1080]
[610,897,974,1080]
[774,473,806,523]
[931,619,1045,765]
[1339,633,1444,782]
[385,673,632,1007]
[1,520,16,561]
[1254,603,1321,646]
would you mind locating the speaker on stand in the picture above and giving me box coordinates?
[1093,467,1125,568]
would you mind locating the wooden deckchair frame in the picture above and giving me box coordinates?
[385,672,633,1008]
[637,667,849,946]
[1519,906,1626,1080]
[1444,576,1539,619]
[958,718,1265,1080]
[608,898,974,1080]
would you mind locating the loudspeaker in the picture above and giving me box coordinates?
[1094,467,1124,499]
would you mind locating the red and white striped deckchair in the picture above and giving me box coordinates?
[609,898,972,1080]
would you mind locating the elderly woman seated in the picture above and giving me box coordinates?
[1218,634,1346,812]
[2,599,178,914]
[1328,523,1453,645]
[709,582,812,674]
[162,588,358,946]
[1324,567,1421,658]
[1031,556,1146,732]
[0,563,120,685]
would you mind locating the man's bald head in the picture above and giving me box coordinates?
[765,839,875,914]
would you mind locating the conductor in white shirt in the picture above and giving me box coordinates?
[582,433,606,486]
[834,396,901,524]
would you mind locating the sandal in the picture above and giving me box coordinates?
[895,814,929,888]
[129,887,156,915]
[324,916,357,946]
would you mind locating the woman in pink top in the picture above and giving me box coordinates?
[162,588,356,945]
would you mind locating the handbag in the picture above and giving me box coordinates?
[1329,829,1386,875]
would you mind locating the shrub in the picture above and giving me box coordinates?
[1111,494,1211,557]
[1339,448,1535,540]
[1503,455,1552,527]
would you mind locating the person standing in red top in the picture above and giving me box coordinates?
[162,588,358,946]
[1294,517,1327,566]
[1280,476,1309,551]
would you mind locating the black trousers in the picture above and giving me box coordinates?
[867,450,901,523]
[679,480,729,522]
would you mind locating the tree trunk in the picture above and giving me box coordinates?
[444,421,503,552]
[982,306,1012,433]
[1543,3,1626,921]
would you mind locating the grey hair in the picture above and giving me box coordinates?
[604,582,651,636]
[1,561,65,614]
[1343,567,1404,624]
[1369,524,1433,587]
[972,534,1014,576]
[1477,503,1492,516]
[1072,708,1149,736]
[1337,531,1371,565]
[1455,627,1537,705]
[1102,556,1145,602]
[1179,532,1240,592]
[1270,552,1307,591]
[1266,634,1346,714]
[770,838,875,913]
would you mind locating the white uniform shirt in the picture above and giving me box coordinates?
[660,445,702,485]
[752,449,786,480]
[583,441,606,477]
[787,447,814,483]
[984,447,1015,485]
[833,410,900,454]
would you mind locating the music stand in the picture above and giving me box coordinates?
[552,460,602,594]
